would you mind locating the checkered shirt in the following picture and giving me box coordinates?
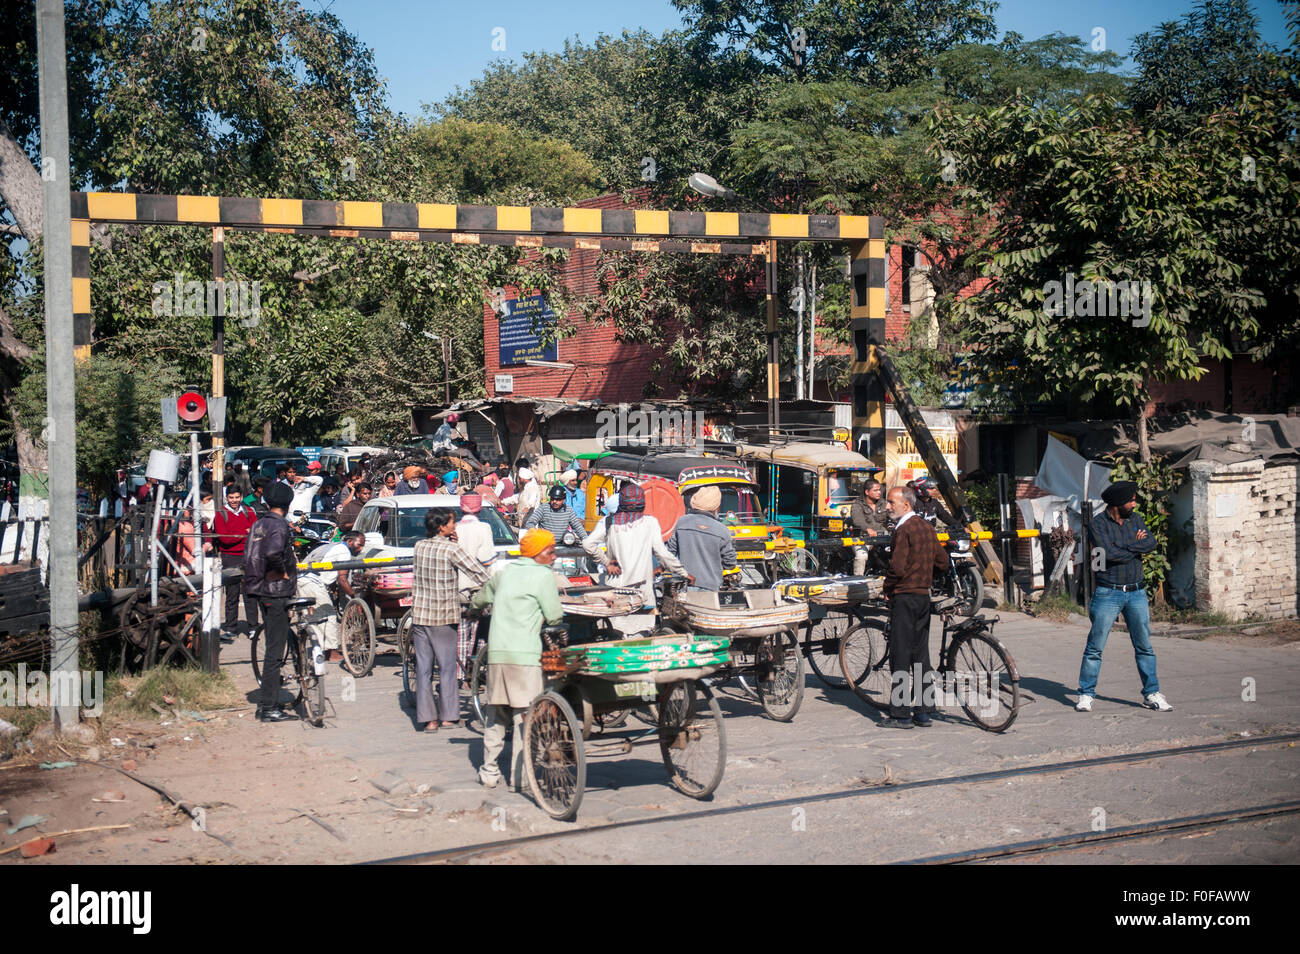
[411,536,490,626]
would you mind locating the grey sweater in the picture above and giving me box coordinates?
[668,511,738,591]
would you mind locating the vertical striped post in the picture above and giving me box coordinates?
[765,239,780,435]
[70,215,91,364]
[848,219,886,466]
[211,227,225,488]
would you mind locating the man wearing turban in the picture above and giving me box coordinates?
[470,528,564,789]
[582,482,691,635]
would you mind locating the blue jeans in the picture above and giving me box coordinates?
[1078,586,1159,697]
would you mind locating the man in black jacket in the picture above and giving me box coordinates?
[243,482,298,723]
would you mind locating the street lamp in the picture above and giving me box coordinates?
[689,171,782,433]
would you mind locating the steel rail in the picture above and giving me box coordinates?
[361,731,1300,864]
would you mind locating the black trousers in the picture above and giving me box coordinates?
[258,597,291,708]
[224,572,259,633]
[888,592,936,719]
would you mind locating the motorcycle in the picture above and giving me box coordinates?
[291,510,341,558]
[933,535,984,617]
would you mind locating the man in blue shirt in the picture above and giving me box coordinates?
[1076,480,1172,713]
[560,470,586,520]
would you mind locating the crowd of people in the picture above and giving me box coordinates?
[229,436,1172,783]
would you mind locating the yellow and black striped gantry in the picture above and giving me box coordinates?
[68,191,888,462]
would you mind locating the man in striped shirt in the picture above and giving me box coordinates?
[524,485,588,542]
[411,508,491,731]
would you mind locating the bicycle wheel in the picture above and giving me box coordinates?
[769,546,818,580]
[839,618,890,710]
[299,638,326,727]
[340,598,377,677]
[467,642,489,729]
[659,681,725,798]
[523,691,586,821]
[955,565,984,617]
[250,624,303,707]
[949,629,1020,732]
[401,618,440,712]
[804,615,853,691]
[755,628,804,722]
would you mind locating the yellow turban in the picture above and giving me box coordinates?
[519,528,555,558]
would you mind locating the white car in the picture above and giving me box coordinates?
[352,494,599,584]
[352,494,517,560]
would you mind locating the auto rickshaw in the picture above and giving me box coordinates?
[729,427,882,574]
[584,447,790,581]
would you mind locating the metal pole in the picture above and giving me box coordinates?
[211,227,225,489]
[36,0,79,731]
[765,240,780,436]
[998,473,1014,606]
[808,263,817,399]
[444,337,450,404]
[1081,501,1094,612]
[149,485,164,605]
[794,253,805,401]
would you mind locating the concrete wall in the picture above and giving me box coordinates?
[1191,458,1300,620]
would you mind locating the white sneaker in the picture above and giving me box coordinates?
[1144,692,1173,711]
[478,770,501,788]
[1075,695,1093,712]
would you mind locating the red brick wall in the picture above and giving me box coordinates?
[1013,478,1049,567]
[1148,358,1293,414]
[485,193,668,402]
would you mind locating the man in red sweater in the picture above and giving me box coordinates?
[881,485,950,728]
[213,484,259,639]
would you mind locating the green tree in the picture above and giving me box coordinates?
[671,0,997,87]
[409,118,603,203]
[931,87,1295,457]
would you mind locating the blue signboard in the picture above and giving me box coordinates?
[499,294,559,366]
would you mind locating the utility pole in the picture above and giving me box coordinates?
[765,240,780,436]
[211,227,225,488]
[808,263,817,399]
[794,253,805,401]
[37,0,80,732]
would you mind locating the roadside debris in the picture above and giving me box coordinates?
[6,813,47,835]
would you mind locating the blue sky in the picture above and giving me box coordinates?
[312,0,1295,118]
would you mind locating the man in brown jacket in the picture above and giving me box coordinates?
[880,485,950,728]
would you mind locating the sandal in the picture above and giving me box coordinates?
[439,720,460,728]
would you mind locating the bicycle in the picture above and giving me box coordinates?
[249,597,333,727]
[837,597,1020,732]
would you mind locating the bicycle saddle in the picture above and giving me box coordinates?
[285,597,316,610]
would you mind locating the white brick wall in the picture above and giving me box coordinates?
[1191,459,1300,620]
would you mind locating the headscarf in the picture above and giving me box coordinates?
[613,483,645,526]
[402,465,424,481]
[443,470,459,487]
[483,473,498,487]
[601,493,620,516]
[519,528,554,558]
[561,469,579,484]
[517,467,534,482]
[460,493,482,514]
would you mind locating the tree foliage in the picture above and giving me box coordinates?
[408,118,603,203]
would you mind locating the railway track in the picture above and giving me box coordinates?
[363,731,1300,865]
[901,799,1300,864]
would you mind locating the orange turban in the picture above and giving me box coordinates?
[519,528,555,558]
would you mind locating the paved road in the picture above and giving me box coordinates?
[226,608,1300,864]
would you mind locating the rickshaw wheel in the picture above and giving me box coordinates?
[839,619,890,710]
[340,598,376,677]
[523,691,586,821]
[659,682,726,798]
[755,628,804,721]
